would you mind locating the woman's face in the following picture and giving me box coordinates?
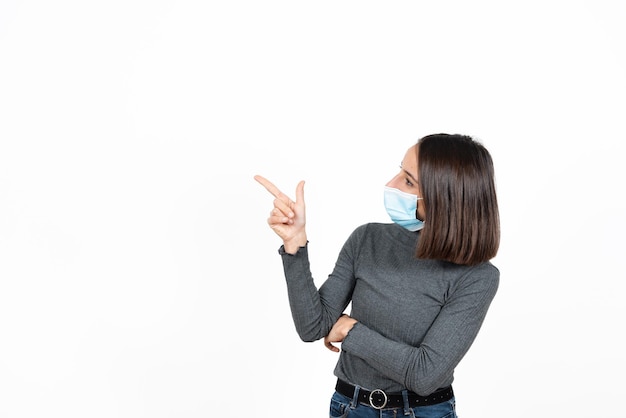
[385,144,426,221]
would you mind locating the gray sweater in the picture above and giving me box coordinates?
[280,222,499,396]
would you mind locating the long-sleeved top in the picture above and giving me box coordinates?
[279,222,499,396]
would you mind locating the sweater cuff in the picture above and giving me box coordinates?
[278,241,309,256]
[341,322,382,361]
[341,321,365,353]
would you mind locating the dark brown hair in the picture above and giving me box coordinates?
[416,133,500,265]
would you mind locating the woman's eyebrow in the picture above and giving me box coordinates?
[400,163,419,184]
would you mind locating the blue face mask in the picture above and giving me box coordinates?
[384,186,424,231]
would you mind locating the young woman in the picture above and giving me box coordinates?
[255,133,500,418]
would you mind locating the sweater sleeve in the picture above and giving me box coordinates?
[340,264,499,395]
[279,229,362,342]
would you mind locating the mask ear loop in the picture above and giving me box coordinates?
[415,197,424,222]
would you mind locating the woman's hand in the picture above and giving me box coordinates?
[254,175,307,254]
[324,314,358,353]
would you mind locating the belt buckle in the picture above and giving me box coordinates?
[368,388,388,410]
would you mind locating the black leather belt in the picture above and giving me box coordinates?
[335,379,453,410]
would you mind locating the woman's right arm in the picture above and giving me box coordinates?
[279,237,357,342]
[255,175,358,341]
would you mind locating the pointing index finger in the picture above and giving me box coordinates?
[254,175,285,199]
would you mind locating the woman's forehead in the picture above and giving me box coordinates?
[401,144,418,167]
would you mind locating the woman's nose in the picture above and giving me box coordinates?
[385,174,400,188]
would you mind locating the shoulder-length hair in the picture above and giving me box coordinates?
[416,133,500,266]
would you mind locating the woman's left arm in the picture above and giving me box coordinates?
[338,266,499,396]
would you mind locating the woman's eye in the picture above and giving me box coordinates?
[405,178,413,187]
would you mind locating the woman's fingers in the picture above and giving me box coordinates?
[272,198,294,219]
[295,180,305,206]
[253,175,279,196]
[254,175,291,204]
[268,209,293,226]
[324,336,340,353]
[255,175,307,246]
[254,175,302,215]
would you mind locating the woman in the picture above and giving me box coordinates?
[255,133,500,418]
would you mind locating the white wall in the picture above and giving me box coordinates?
[1,1,624,417]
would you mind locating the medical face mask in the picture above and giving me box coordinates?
[383,186,424,231]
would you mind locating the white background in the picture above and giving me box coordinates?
[1,1,625,417]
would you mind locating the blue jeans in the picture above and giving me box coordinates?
[329,390,457,418]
